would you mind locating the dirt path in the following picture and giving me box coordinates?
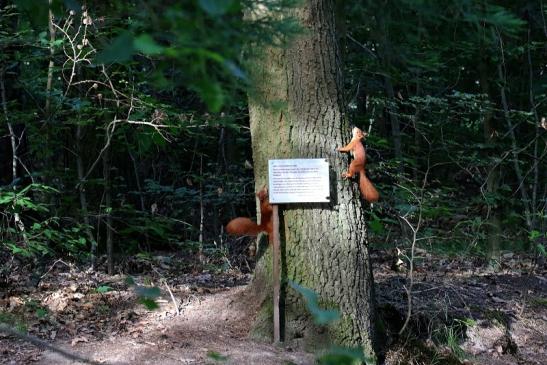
[1,251,545,365]
[38,286,314,365]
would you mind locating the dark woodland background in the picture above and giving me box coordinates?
[0,1,545,283]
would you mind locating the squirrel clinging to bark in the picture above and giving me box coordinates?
[225,187,273,243]
[337,127,379,203]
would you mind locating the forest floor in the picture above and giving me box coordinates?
[0,249,545,365]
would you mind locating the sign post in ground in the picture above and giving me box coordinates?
[267,158,330,343]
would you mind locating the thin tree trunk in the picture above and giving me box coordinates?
[375,9,402,165]
[496,64,533,230]
[103,143,114,274]
[1,68,28,243]
[123,133,151,249]
[45,0,55,114]
[526,26,540,233]
[247,0,377,357]
[75,125,97,268]
[198,155,205,263]
[478,60,502,265]
[383,77,403,163]
[128,147,146,212]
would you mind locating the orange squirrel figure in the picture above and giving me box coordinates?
[337,127,380,203]
[226,188,273,243]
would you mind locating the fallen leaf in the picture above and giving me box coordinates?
[71,336,89,346]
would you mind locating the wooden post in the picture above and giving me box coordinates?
[272,204,281,343]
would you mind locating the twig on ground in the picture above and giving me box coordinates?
[162,278,181,316]
[0,324,104,365]
[41,259,70,279]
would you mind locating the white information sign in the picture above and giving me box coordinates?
[268,159,330,204]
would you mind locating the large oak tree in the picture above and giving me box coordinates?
[246,0,377,357]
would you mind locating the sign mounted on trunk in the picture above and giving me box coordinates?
[268,158,330,204]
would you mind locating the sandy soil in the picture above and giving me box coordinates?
[36,286,314,365]
[1,250,545,365]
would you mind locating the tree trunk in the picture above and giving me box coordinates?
[247,0,377,357]
[103,142,114,275]
[75,125,97,269]
[1,68,28,244]
[375,9,403,167]
[478,60,502,266]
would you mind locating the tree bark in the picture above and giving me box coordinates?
[1,68,28,244]
[375,9,403,167]
[102,142,114,275]
[247,0,377,357]
[75,125,97,269]
[478,60,502,265]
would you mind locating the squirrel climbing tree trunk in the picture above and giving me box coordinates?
[246,0,377,357]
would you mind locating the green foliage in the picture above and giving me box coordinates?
[289,281,376,364]
[530,297,547,308]
[206,350,229,362]
[125,276,161,310]
[318,346,374,365]
[0,311,26,332]
[95,31,135,63]
[289,281,340,325]
[1,0,544,286]
[0,184,90,258]
[347,0,545,257]
[24,299,49,321]
[93,0,297,112]
[96,285,112,294]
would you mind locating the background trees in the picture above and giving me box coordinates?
[343,0,545,262]
[0,0,545,359]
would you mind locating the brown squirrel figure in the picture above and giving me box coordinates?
[226,187,273,243]
[337,127,379,203]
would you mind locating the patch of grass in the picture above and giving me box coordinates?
[386,339,462,365]
[444,325,466,360]
[0,311,27,332]
[530,297,547,308]
[23,299,49,320]
[206,350,228,362]
[432,319,474,362]
[484,310,509,327]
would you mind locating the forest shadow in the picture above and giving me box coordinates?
[373,255,546,364]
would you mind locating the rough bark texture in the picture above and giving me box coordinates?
[247,0,376,358]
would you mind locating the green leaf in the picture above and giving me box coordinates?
[96,285,112,293]
[198,0,233,16]
[14,0,49,27]
[529,230,542,241]
[35,308,48,319]
[289,281,340,325]
[96,32,135,63]
[369,214,384,234]
[125,276,136,286]
[0,193,14,204]
[537,244,546,257]
[138,297,159,310]
[134,285,161,299]
[207,351,229,361]
[193,80,224,112]
[317,346,374,365]
[134,34,164,55]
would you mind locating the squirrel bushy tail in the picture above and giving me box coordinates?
[359,170,379,203]
[225,187,273,243]
[226,217,264,236]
